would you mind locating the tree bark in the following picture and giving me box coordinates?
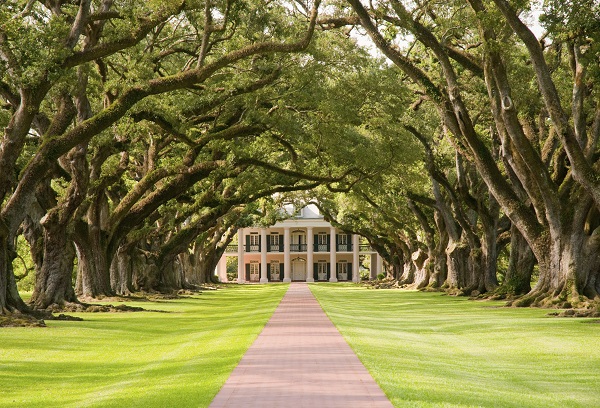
[429,212,448,288]
[411,248,430,289]
[110,243,135,296]
[503,225,535,296]
[397,240,416,285]
[30,213,77,309]
[0,227,29,313]
[74,221,113,298]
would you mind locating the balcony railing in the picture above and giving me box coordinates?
[225,243,374,253]
[290,244,307,252]
[315,244,330,252]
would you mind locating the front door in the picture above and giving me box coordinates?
[292,260,306,281]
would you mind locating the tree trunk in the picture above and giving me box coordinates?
[400,258,415,284]
[30,214,77,309]
[396,240,415,285]
[179,250,197,286]
[0,226,29,313]
[445,239,470,292]
[110,244,135,296]
[465,246,483,294]
[429,213,448,288]
[158,258,183,292]
[516,211,600,306]
[74,225,113,298]
[412,248,430,289]
[195,249,219,284]
[130,248,158,292]
[502,224,534,296]
[181,243,215,285]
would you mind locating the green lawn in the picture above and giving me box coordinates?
[1,284,288,408]
[310,283,600,408]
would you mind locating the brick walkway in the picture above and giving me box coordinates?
[209,283,393,408]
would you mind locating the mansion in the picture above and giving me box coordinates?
[215,205,383,283]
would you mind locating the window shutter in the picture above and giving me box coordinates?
[280,263,284,279]
[327,262,331,280]
[314,234,318,252]
[245,235,250,252]
[267,263,271,281]
[348,263,353,280]
[245,263,250,281]
[314,263,318,281]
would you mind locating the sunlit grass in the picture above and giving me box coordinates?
[1,284,288,408]
[310,283,600,408]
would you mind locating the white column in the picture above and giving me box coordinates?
[283,227,291,282]
[377,253,384,278]
[306,227,314,282]
[260,228,268,283]
[352,234,360,283]
[217,255,228,282]
[237,228,245,283]
[329,227,337,282]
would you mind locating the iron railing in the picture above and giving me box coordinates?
[289,244,308,252]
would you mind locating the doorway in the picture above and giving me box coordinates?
[291,230,306,252]
[292,258,306,281]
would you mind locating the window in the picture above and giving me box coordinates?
[249,234,259,252]
[270,261,280,280]
[249,261,260,282]
[270,234,280,251]
[337,261,348,280]
[317,261,328,280]
[317,233,328,252]
[338,234,349,251]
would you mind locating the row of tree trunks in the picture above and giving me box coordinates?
[344,0,600,306]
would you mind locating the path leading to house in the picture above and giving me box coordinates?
[209,283,393,408]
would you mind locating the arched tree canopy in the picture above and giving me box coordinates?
[2,0,600,316]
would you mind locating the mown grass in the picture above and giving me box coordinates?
[310,283,600,408]
[1,284,288,408]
